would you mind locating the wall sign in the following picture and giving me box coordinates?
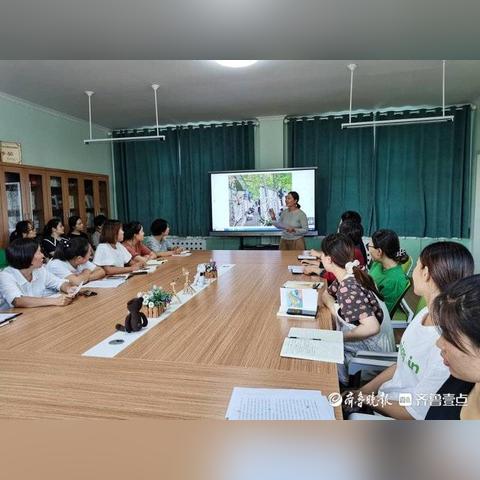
[0,142,22,164]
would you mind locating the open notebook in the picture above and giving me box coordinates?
[280,327,344,364]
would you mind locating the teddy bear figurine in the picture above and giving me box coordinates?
[115,297,148,333]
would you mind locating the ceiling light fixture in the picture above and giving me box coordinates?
[215,60,258,68]
[341,61,454,129]
[83,84,166,144]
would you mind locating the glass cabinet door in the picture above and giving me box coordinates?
[28,174,45,231]
[84,179,95,231]
[98,180,109,216]
[68,177,80,217]
[50,176,64,220]
[4,171,24,234]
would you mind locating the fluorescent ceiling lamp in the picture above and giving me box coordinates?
[215,60,258,68]
[341,61,454,129]
[83,85,166,144]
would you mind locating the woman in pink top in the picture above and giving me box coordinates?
[122,221,156,266]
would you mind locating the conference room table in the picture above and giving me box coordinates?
[0,250,342,419]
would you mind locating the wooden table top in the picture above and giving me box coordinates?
[0,250,341,419]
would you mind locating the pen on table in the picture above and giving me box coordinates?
[289,336,322,341]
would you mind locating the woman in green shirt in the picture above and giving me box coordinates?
[368,229,409,313]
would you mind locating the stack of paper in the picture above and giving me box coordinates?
[280,328,344,364]
[173,250,191,257]
[288,265,305,274]
[225,387,335,420]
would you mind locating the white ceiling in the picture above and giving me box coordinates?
[0,60,479,129]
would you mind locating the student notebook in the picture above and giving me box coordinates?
[280,327,344,364]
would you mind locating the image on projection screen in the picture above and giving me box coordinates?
[228,172,292,227]
[211,168,316,233]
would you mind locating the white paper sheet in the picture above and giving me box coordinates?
[288,265,305,274]
[280,328,344,364]
[146,259,167,266]
[297,254,317,260]
[82,278,126,289]
[173,252,191,257]
[0,313,20,324]
[225,387,335,420]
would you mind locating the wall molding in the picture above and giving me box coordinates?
[0,90,110,133]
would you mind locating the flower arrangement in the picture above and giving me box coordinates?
[138,285,173,318]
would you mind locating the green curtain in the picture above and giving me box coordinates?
[177,123,256,235]
[288,105,472,237]
[374,106,471,237]
[114,128,181,233]
[287,114,375,234]
[114,123,255,236]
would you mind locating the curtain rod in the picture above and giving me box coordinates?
[115,119,259,133]
[285,103,471,123]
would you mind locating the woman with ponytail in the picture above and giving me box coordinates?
[319,233,395,385]
[47,237,105,285]
[368,229,410,312]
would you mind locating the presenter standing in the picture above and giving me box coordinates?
[269,191,308,250]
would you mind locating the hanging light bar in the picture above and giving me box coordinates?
[84,84,166,144]
[341,61,454,129]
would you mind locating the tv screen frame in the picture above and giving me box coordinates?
[209,167,317,237]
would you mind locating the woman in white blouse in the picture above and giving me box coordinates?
[0,239,76,310]
[93,220,144,275]
[47,237,105,285]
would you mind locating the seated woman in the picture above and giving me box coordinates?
[41,218,68,258]
[47,237,105,286]
[319,233,395,385]
[367,229,410,313]
[0,238,76,310]
[309,212,368,264]
[66,215,89,240]
[426,274,480,420]
[143,218,182,257]
[122,221,157,265]
[93,219,143,275]
[304,221,366,281]
[351,242,474,420]
[9,220,37,243]
[91,214,106,249]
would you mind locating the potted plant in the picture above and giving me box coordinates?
[139,285,173,318]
